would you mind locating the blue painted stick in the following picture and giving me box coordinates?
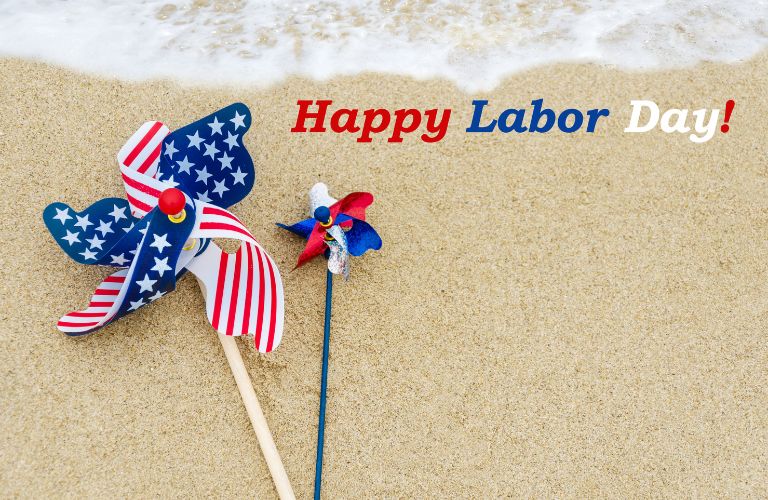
[314,268,333,500]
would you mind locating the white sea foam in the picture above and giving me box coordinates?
[0,0,766,91]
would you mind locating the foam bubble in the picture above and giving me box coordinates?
[0,0,766,91]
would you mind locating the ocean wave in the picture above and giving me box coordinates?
[0,0,767,91]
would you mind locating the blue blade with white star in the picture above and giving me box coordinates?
[43,198,139,265]
[57,201,199,336]
[111,203,197,322]
[156,103,254,210]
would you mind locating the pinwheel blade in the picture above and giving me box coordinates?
[117,121,170,216]
[156,103,255,210]
[57,267,130,336]
[43,198,139,266]
[326,225,350,279]
[309,182,338,214]
[343,217,382,257]
[186,240,284,353]
[56,202,197,336]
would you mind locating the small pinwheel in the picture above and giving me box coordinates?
[278,182,381,500]
[278,182,382,278]
[43,104,294,498]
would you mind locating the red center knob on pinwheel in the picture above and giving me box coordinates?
[157,187,186,217]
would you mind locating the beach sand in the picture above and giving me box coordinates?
[1,55,767,497]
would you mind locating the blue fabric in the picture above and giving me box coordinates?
[156,102,254,209]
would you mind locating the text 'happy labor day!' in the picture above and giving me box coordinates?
[290,99,736,144]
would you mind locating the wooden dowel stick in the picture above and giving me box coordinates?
[218,334,295,500]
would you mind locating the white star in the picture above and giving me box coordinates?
[230,167,248,185]
[195,166,212,184]
[128,298,145,311]
[61,230,80,246]
[111,253,129,266]
[212,179,229,197]
[108,204,127,222]
[148,289,166,302]
[230,110,246,130]
[163,174,180,187]
[150,233,171,253]
[52,207,71,224]
[223,131,239,150]
[96,219,114,236]
[151,256,172,277]
[73,214,92,230]
[136,273,157,293]
[196,190,212,203]
[177,156,195,174]
[86,234,106,250]
[129,244,139,255]
[203,141,220,159]
[186,131,204,150]
[219,152,234,169]
[123,222,135,233]
[79,248,97,260]
[139,226,148,235]
[164,140,178,159]
[208,116,224,135]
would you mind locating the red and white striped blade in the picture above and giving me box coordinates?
[117,121,170,216]
[57,268,129,335]
[190,202,258,245]
[119,164,170,218]
[186,241,284,353]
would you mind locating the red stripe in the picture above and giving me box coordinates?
[125,192,153,214]
[265,253,278,353]
[225,248,242,336]
[202,205,244,224]
[242,244,254,334]
[254,245,265,349]
[104,276,126,283]
[137,142,162,174]
[57,321,100,328]
[198,222,254,241]
[211,253,229,331]
[124,122,163,167]
[122,172,162,197]
[94,289,119,296]
[66,311,107,318]
[89,301,113,307]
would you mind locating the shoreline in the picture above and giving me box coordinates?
[2,53,767,497]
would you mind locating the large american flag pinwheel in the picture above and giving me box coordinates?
[43,103,284,352]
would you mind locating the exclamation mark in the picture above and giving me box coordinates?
[721,99,735,133]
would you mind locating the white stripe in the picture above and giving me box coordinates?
[257,248,272,353]
[216,251,237,335]
[247,244,261,336]
[200,212,249,227]
[270,251,284,350]
[230,245,249,336]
